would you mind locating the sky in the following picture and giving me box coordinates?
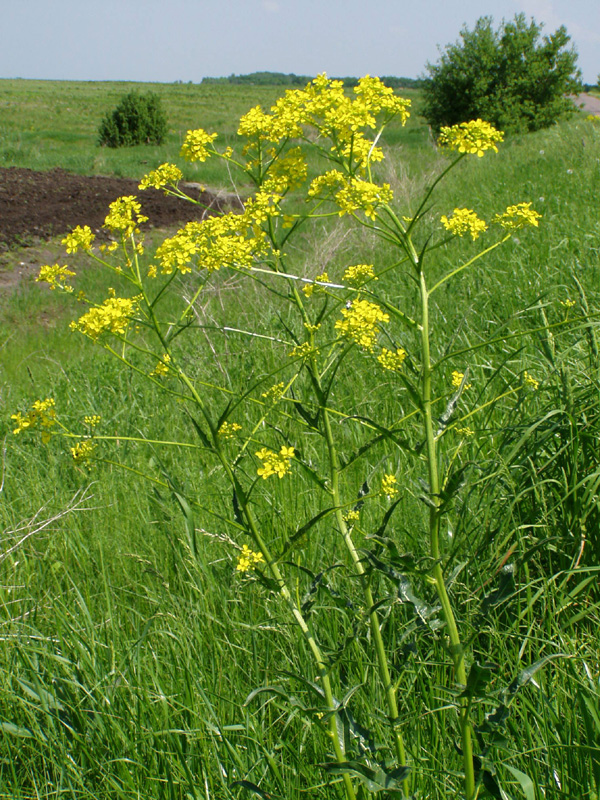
[0,0,598,85]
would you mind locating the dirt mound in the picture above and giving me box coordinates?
[0,167,242,251]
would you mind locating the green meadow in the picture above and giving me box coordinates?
[0,79,599,800]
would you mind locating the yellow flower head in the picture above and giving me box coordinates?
[261,382,285,403]
[381,474,398,498]
[103,196,148,237]
[36,264,76,292]
[378,347,407,372]
[439,119,504,157]
[139,163,183,191]
[335,299,389,352]
[70,295,138,340]
[11,398,56,444]
[255,446,295,479]
[440,208,488,240]
[180,128,218,162]
[84,415,101,428]
[451,371,472,390]
[492,202,541,231]
[523,371,539,390]
[149,354,171,378]
[236,544,265,572]
[335,178,393,221]
[62,225,95,253]
[343,263,377,286]
[71,440,96,464]
[218,421,242,439]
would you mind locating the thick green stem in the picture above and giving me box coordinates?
[419,269,475,800]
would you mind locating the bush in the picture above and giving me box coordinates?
[97,91,168,148]
[422,14,582,134]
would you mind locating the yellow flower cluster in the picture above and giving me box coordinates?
[11,398,56,443]
[451,371,472,390]
[267,146,308,191]
[62,225,95,253]
[84,415,101,427]
[440,208,488,240]
[103,196,148,237]
[71,440,96,464]
[237,74,409,173]
[255,445,295,479]
[377,347,407,371]
[302,272,331,297]
[288,341,316,360]
[244,187,283,225]
[439,119,504,157]
[236,544,265,572]
[335,299,389,351]
[343,509,360,523]
[218,421,242,439]
[381,473,398,498]
[523,371,539,390]
[139,163,183,190]
[343,263,376,285]
[456,426,474,437]
[150,354,171,377]
[336,177,394,221]
[180,128,218,162]
[492,202,541,231]
[261,382,285,402]
[36,264,76,292]
[71,295,138,340]
[155,212,268,275]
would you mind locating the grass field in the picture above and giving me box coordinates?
[0,79,599,800]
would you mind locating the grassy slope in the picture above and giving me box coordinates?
[0,83,599,799]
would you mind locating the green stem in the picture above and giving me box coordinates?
[419,268,475,800]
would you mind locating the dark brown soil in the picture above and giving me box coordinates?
[0,167,242,251]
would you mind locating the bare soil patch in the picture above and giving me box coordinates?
[0,167,241,252]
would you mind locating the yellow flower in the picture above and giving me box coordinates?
[440,208,487,240]
[218,421,242,439]
[523,371,539,390]
[451,371,472,390]
[335,178,393,221]
[343,263,376,285]
[149,354,171,377]
[84,415,101,427]
[492,202,541,231]
[381,474,398,498]
[36,264,76,292]
[255,446,295,479]
[438,119,504,157]
[139,163,183,190]
[71,440,96,464]
[343,509,360,523]
[456,426,474,437]
[180,128,218,162]
[62,225,95,253]
[289,341,315,360]
[378,347,407,371]
[11,398,56,444]
[261,382,285,402]
[335,299,389,352]
[236,544,265,572]
[103,196,148,237]
[70,295,138,340]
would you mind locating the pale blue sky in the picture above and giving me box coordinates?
[1,0,598,84]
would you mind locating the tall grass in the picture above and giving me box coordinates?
[0,102,599,799]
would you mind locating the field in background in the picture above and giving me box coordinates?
[0,80,599,799]
[0,78,427,186]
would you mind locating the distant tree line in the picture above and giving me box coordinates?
[200,72,425,89]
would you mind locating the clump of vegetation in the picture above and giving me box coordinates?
[423,14,582,133]
[97,90,168,147]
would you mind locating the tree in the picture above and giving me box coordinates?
[98,91,168,148]
[422,14,582,134]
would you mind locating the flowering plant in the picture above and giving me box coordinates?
[18,75,542,800]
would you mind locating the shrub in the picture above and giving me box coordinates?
[97,91,168,148]
[422,14,582,134]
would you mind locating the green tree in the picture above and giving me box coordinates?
[98,91,168,148]
[423,14,582,134]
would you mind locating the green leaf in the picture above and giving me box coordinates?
[0,721,33,738]
[460,662,498,699]
[230,780,275,799]
[321,761,410,794]
[504,764,535,800]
